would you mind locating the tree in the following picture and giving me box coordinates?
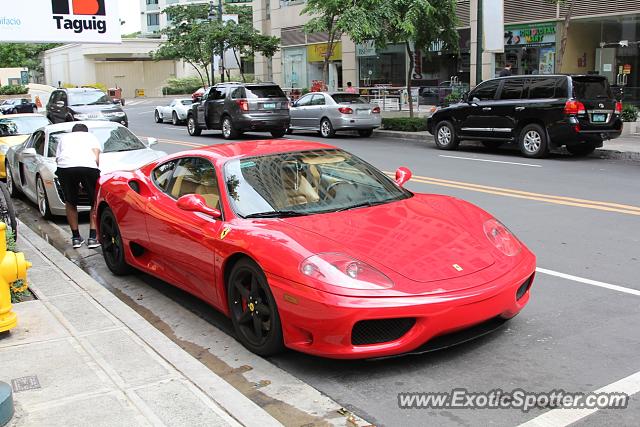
[0,43,60,77]
[224,22,279,82]
[344,0,459,117]
[548,0,575,72]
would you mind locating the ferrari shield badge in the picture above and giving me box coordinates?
[220,226,232,240]
[452,264,464,272]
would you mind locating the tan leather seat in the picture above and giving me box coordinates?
[170,173,199,199]
[282,166,319,206]
[195,184,220,209]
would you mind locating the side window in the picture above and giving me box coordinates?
[297,95,312,106]
[230,87,245,99]
[60,92,68,105]
[209,87,226,101]
[48,92,59,106]
[555,78,569,98]
[500,79,525,100]
[527,78,557,99]
[48,133,63,157]
[33,132,45,156]
[311,94,326,106]
[471,80,500,101]
[152,160,177,192]
[167,157,220,209]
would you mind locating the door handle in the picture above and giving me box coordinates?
[515,106,526,111]
[482,107,492,111]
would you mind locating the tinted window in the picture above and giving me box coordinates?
[296,95,313,107]
[180,99,193,105]
[33,132,45,156]
[68,90,111,106]
[230,87,245,99]
[331,94,368,104]
[528,78,558,99]
[556,78,569,98]
[471,80,500,100]
[208,87,226,100]
[167,158,220,209]
[500,79,525,100]
[311,95,325,106]
[153,161,177,192]
[572,77,613,99]
[245,85,286,99]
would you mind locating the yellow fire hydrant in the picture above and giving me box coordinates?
[0,223,31,333]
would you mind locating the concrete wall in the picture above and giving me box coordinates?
[0,68,28,86]
[560,22,601,74]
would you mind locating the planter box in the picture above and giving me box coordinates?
[621,121,639,136]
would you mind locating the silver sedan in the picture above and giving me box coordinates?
[154,98,194,125]
[288,92,381,138]
[5,121,166,218]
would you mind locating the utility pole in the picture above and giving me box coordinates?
[476,0,483,85]
[218,0,225,83]
[208,1,216,86]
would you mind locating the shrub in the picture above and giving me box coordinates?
[381,117,428,132]
[0,85,28,95]
[621,104,639,122]
[163,76,203,96]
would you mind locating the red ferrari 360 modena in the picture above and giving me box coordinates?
[93,140,536,359]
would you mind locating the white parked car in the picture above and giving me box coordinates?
[154,98,194,125]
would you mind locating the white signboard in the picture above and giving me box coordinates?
[483,0,504,53]
[0,0,121,44]
[214,14,241,72]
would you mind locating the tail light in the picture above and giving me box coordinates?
[236,99,249,112]
[338,107,353,114]
[615,101,623,114]
[564,100,586,116]
[372,106,381,114]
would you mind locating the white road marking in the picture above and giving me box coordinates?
[536,267,640,296]
[439,155,542,168]
[518,370,640,427]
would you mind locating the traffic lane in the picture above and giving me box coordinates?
[269,267,640,427]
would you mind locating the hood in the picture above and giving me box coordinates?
[0,135,29,147]
[283,196,495,287]
[100,149,166,174]
[69,104,124,115]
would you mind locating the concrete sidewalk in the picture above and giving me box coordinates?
[374,129,640,161]
[1,224,282,427]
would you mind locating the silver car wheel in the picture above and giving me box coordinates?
[36,177,48,218]
[321,120,331,137]
[437,126,452,145]
[222,118,232,138]
[523,130,542,153]
[188,118,195,133]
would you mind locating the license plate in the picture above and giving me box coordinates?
[357,109,368,115]
[592,113,606,123]
[263,103,276,110]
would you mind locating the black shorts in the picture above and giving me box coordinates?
[56,167,100,208]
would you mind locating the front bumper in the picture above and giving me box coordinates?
[333,115,382,131]
[268,257,536,359]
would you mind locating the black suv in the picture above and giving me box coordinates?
[47,88,128,127]
[427,75,622,158]
[187,82,290,139]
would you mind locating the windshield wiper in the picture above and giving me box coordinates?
[244,210,310,218]
[332,199,391,213]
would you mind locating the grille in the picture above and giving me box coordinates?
[351,318,416,346]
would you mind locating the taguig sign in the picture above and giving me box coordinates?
[0,0,121,43]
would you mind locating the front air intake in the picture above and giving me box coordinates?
[351,318,416,345]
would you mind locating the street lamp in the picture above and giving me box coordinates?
[208,0,225,84]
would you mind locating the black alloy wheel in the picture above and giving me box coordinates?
[100,207,132,275]
[227,258,283,356]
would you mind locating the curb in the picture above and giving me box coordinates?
[18,222,283,427]
[373,130,640,161]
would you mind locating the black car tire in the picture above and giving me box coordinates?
[5,162,18,198]
[519,124,549,158]
[433,121,460,150]
[221,116,239,140]
[227,258,284,356]
[155,110,163,124]
[270,129,286,138]
[358,129,374,137]
[320,118,335,138]
[481,141,503,149]
[187,115,202,136]
[100,207,133,276]
[0,182,17,239]
[566,143,597,157]
[172,112,179,126]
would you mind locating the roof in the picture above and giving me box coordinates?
[178,139,338,161]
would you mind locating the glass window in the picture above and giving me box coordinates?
[0,116,49,136]
[500,79,525,100]
[331,94,368,104]
[311,94,325,105]
[68,90,111,106]
[167,158,220,209]
[147,13,160,26]
[230,87,245,99]
[527,78,558,99]
[358,44,406,87]
[208,87,226,101]
[245,85,286,99]
[153,161,177,192]
[470,80,500,101]
[33,132,45,156]
[180,99,193,105]
[296,95,313,106]
[572,77,613,99]
[49,126,146,155]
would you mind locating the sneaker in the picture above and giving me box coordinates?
[72,237,85,248]
[87,238,100,249]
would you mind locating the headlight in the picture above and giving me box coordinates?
[483,219,521,256]
[111,112,126,117]
[300,252,393,290]
[74,113,90,120]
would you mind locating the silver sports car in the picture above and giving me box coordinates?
[154,98,194,125]
[288,92,381,138]
[5,121,166,218]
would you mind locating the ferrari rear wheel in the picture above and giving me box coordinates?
[227,258,283,356]
[100,207,132,276]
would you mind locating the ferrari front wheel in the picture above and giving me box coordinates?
[227,258,283,356]
[100,207,132,276]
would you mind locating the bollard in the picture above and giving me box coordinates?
[0,223,31,333]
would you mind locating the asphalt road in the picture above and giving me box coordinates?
[15,99,640,426]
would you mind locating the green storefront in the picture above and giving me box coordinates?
[495,22,557,76]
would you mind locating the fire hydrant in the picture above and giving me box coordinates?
[0,223,31,333]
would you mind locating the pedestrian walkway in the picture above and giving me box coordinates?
[1,225,282,427]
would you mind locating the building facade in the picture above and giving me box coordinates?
[252,0,640,90]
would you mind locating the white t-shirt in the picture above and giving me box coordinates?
[56,131,102,169]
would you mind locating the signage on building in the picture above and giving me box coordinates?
[20,71,29,85]
[0,0,121,43]
[356,41,377,57]
[307,42,342,62]
[505,23,556,47]
[484,0,504,53]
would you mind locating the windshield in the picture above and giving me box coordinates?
[573,78,613,99]
[49,126,146,156]
[0,116,49,136]
[331,94,369,104]
[180,100,193,105]
[224,149,411,218]
[69,91,112,106]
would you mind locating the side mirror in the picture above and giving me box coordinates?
[22,147,37,157]
[146,137,158,147]
[176,194,221,218]
[395,167,412,188]
[55,100,66,108]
